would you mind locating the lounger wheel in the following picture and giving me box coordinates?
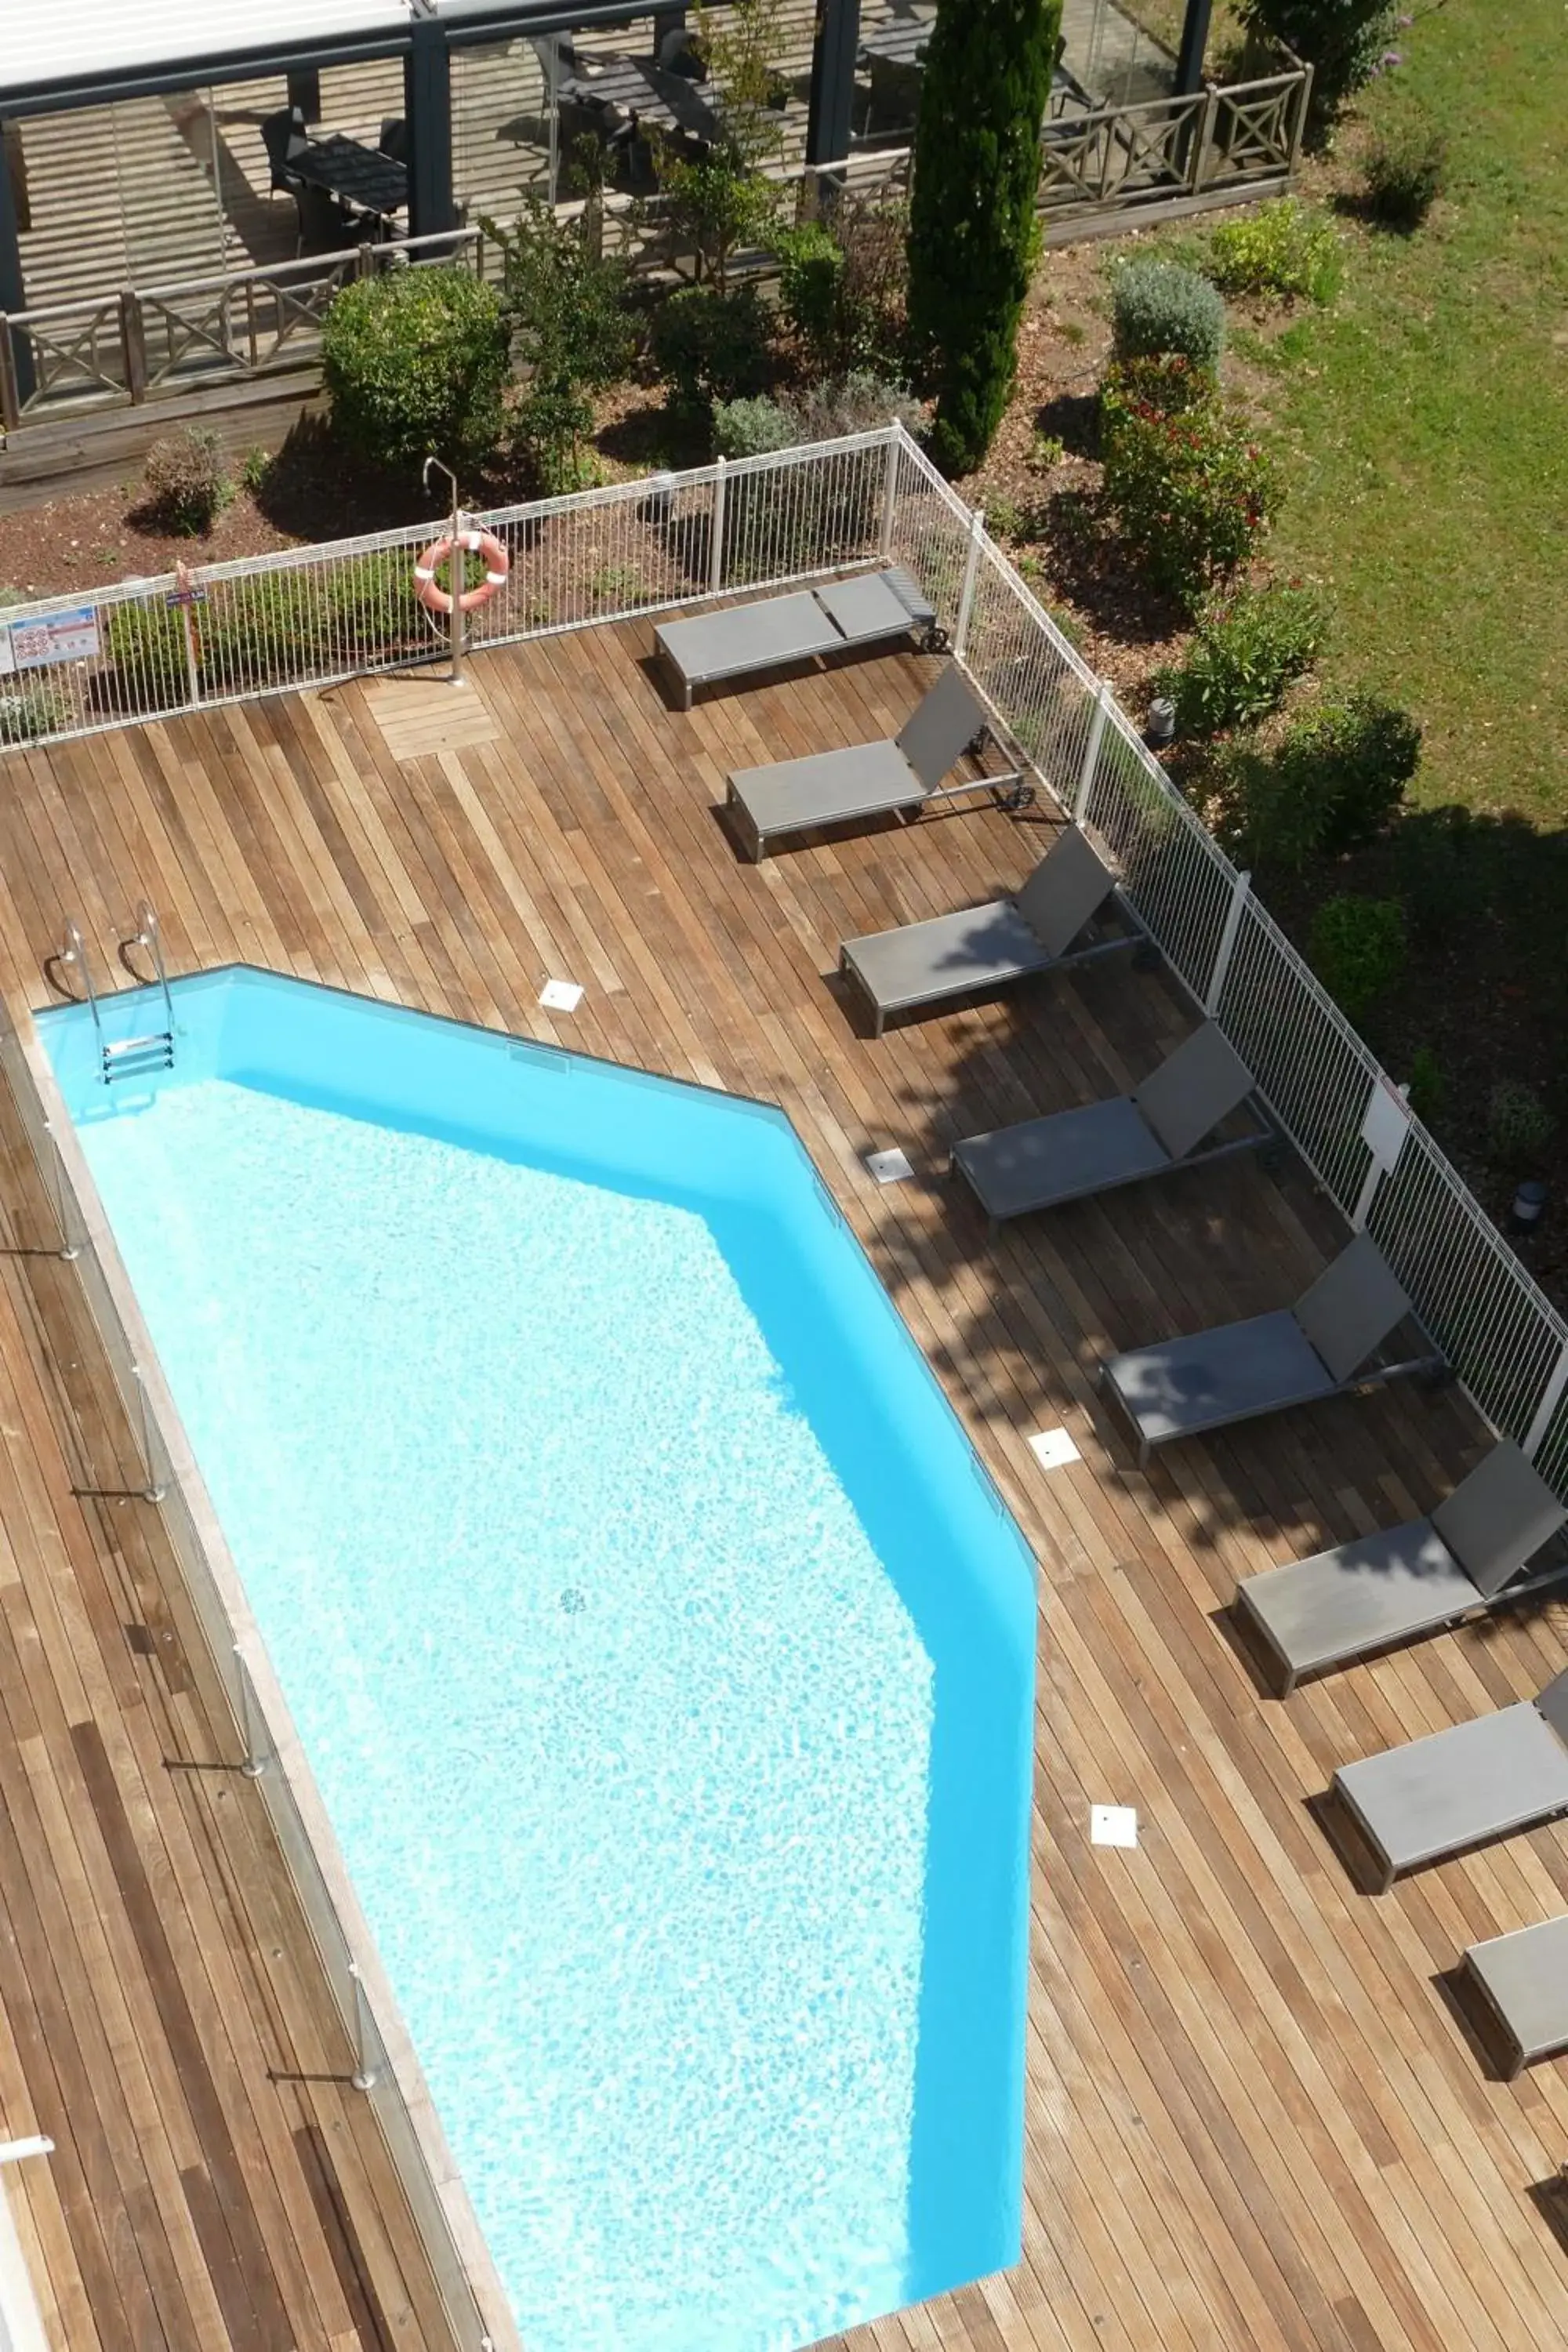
[1000,780,1036,812]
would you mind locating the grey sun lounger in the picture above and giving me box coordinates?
[1237,1441,1568,1694]
[838,823,1128,1037]
[655,566,938,708]
[1460,1913,1568,2075]
[1101,1229,1443,1467]
[725,663,1025,862]
[1330,1668,1568,1893]
[950,1021,1264,1230]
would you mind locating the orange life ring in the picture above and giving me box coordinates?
[414,526,509,617]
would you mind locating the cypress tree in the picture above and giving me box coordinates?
[907,0,1061,476]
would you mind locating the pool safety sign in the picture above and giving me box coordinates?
[0,604,100,673]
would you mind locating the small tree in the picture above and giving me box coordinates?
[907,0,1061,474]
[485,200,637,488]
[321,267,508,474]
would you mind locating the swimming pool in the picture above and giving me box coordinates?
[41,968,1036,2352]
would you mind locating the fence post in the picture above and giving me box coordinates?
[1073,679,1111,826]
[1190,84,1221,194]
[119,290,147,404]
[234,1646,269,1778]
[709,456,727,595]
[1287,62,1313,175]
[356,240,376,280]
[953,506,984,663]
[0,320,20,431]
[878,430,899,560]
[1525,1339,1568,1461]
[1205,866,1250,1015]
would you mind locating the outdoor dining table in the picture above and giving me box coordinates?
[291,132,408,220]
[858,15,1093,114]
[556,53,722,145]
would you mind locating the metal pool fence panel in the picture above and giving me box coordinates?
[4,423,1567,1493]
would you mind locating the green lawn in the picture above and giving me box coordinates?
[1258,0,1568,824]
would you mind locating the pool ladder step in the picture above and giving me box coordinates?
[58,906,177,1085]
[101,1031,174,1083]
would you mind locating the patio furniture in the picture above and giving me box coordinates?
[950,1020,1263,1231]
[838,823,1127,1037]
[292,132,408,223]
[1236,1441,1567,1695]
[1329,1669,1568,1893]
[260,105,308,198]
[557,52,722,146]
[655,567,938,712]
[1460,1915,1568,2075]
[727,662,1021,862]
[1101,1230,1440,1467]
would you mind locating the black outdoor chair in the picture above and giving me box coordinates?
[378,116,409,164]
[261,105,308,198]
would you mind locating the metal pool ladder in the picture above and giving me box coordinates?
[60,908,175,1085]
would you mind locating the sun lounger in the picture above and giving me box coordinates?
[724,663,1025,862]
[1461,1914,1568,2075]
[950,1021,1264,1231]
[1236,1441,1567,1693]
[1330,1668,1568,1893]
[1101,1230,1442,1467]
[655,566,938,708]
[837,824,1128,1038]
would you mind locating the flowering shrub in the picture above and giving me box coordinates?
[1153,579,1330,735]
[1101,375,1280,610]
[1363,109,1447,227]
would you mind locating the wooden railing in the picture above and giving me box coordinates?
[1037,62,1311,219]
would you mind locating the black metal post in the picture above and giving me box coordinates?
[805,0,863,190]
[0,119,34,410]
[1174,0,1215,96]
[404,16,456,238]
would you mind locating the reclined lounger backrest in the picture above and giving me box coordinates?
[1291,1231,1412,1385]
[1013,826,1117,960]
[1431,1443,1567,1600]
[1134,1022,1255,1165]
[894,666,989,791]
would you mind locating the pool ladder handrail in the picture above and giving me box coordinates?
[59,911,175,1085]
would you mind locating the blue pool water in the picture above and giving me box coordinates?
[42,971,1036,2352]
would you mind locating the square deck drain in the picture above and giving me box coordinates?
[1027,1426,1080,1470]
[865,1147,913,1185]
[539,980,584,1013]
[1091,1805,1139,1849]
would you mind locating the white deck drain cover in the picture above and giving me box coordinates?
[539,979,584,1013]
[1027,1426,1080,1469]
[865,1147,913,1185]
[1091,1806,1138,1849]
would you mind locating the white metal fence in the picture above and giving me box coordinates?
[5,422,1566,1497]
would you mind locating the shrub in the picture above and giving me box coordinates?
[659,142,781,289]
[712,394,800,459]
[142,427,229,534]
[1487,1081,1554,1170]
[238,445,271,496]
[907,0,1062,471]
[1101,379,1279,610]
[983,492,1030,542]
[1363,111,1447,228]
[1110,256,1226,375]
[487,199,637,489]
[776,222,842,364]
[651,283,771,416]
[1397,807,1487,945]
[0,682,71,743]
[1204,198,1341,302]
[1405,1046,1445,1127]
[1153,579,1330,735]
[1029,430,1065,470]
[1101,350,1215,421]
[1273,691,1420,853]
[1235,0,1399,138]
[1308,893,1405,1019]
[321,267,508,473]
[713,374,923,461]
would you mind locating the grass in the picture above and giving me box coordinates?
[1258,1,1568,825]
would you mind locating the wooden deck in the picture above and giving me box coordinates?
[0,626,1563,2351]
